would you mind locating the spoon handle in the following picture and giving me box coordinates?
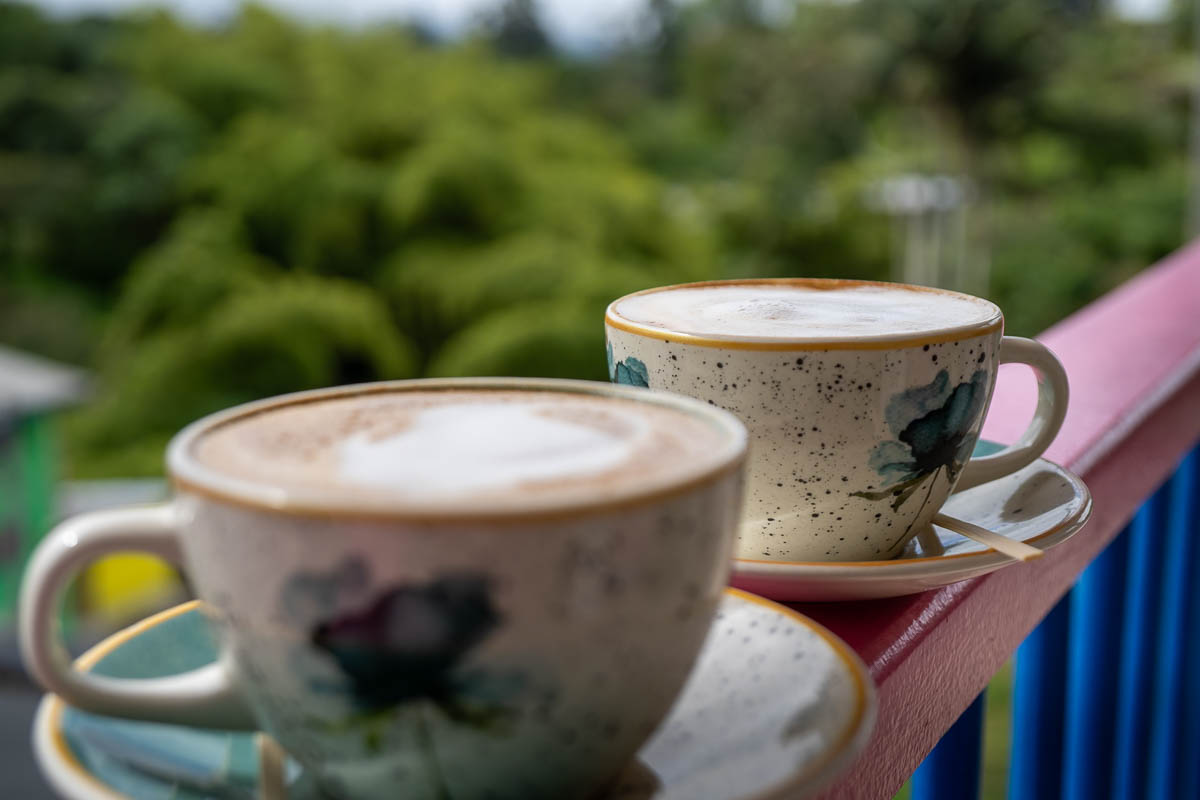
[933,513,1045,562]
[257,734,287,800]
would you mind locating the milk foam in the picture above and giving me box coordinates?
[613,284,998,340]
[339,402,645,495]
[192,390,723,507]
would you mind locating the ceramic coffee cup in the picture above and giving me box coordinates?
[605,278,1068,562]
[20,378,747,800]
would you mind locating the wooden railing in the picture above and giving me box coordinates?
[804,243,1200,799]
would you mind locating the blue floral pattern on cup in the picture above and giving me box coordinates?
[281,563,525,744]
[607,342,649,388]
[311,575,501,713]
[852,369,989,518]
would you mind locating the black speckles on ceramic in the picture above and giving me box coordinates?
[605,325,1003,561]
[177,458,743,800]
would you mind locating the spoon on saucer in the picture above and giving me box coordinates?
[933,513,1045,562]
[257,734,287,800]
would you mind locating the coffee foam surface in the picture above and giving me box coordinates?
[192,390,726,508]
[613,284,998,340]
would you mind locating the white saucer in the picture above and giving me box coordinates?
[732,449,1091,601]
[34,589,875,800]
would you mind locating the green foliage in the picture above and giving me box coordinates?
[990,158,1186,336]
[428,301,609,381]
[1,3,714,474]
[187,113,380,276]
[0,1,1188,477]
[0,284,99,365]
[69,275,417,475]
[98,210,277,364]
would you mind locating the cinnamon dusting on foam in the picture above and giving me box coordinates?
[613,284,998,340]
[192,390,723,507]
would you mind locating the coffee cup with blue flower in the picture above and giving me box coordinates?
[20,378,748,799]
[606,278,1068,562]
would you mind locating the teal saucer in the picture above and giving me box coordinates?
[34,589,874,800]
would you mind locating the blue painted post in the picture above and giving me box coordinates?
[912,693,986,800]
[1148,449,1199,798]
[1180,463,1200,800]
[1061,528,1129,800]
[1009,595,1071,800]
[1112,486,1170,799]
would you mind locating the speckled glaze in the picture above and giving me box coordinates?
[606,279,1036,562]
[183,482,742,800]
[34,590,875,800]
[606,330,999,561]
[732,441,1093,601]
[20,379,748,800]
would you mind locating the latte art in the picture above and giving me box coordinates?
[612,283,999,340]
[193,389,726,508]
[337,402,647,495]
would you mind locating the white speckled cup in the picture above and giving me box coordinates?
[606,279,1069,562]
[21,379,748,800]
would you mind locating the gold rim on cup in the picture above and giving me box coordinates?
[167,377,749,523]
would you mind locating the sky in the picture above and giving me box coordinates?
[1113,0,1171,21]
[27,0,654,52]
[25,0,1176,52]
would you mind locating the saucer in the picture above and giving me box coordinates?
[732,442,1092,601]
[34,589,875,800]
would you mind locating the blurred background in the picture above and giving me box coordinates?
[0,0,1193,796]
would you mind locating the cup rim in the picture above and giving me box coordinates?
[166,377,748,522]
[605,277,1003,350]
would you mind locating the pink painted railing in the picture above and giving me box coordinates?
[804,243,1200,799]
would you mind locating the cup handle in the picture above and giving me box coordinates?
[955,336,1069,492]
[19,503,257,729]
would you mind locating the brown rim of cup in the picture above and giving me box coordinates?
[166,377,748,524]
[605,277,1004,351]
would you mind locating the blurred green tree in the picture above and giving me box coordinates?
[480,0,553,58]
[1,4,715,475]
[0,0,1188,477]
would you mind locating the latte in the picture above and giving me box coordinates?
[192,388,729,510]
[610,281,1000,341]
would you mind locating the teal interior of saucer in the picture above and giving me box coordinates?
[61,608,266,799]
[974,439,1004,458]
